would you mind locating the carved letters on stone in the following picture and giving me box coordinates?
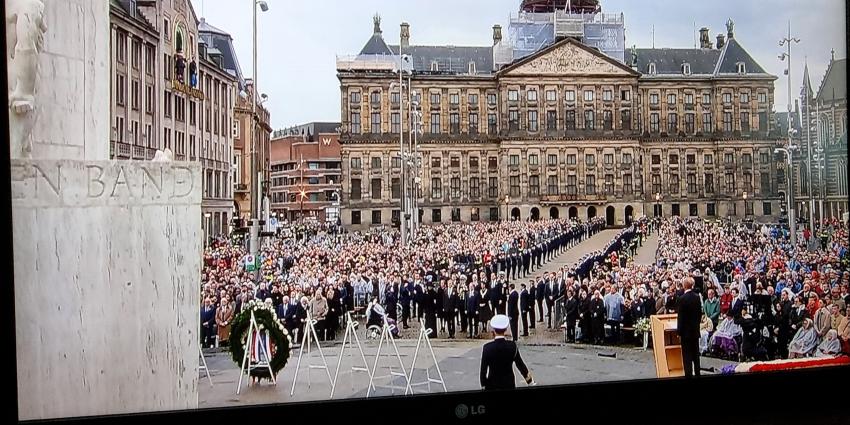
[6,0,47,159]
[508,42,628,76]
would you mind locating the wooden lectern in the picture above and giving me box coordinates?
[650,314,684,378]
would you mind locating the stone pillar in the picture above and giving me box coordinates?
[8,1,201,420]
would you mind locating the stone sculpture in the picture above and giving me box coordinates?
[6,0,47,159]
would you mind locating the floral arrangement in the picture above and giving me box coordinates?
[228,299,292,379]
[634,317,652,337]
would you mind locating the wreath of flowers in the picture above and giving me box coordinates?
[228,300,292,379]
[634,317,652,337]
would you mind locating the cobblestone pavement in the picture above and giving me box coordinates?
[199,229,734,407]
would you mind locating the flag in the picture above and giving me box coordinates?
[245,255,259,272]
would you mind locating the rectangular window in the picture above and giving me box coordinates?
[742,153,752,164]
[546,90,557,102]
[371,178,382,199]
[585,154,596,166]
[704,154,713,164]
[705,174,714,194]
[603,110,613,130]
[669,154,679,165]
[116,31,127,63]
[547,154,558,166]
[565,110,576,130]
[487,93,497,106]
[508,90,519,101]
[131,80,140,110]
[450,177,461,199]
[527,90,538,101]
[650,113,660,133]
[703,93,711,105]
[566,175,577,195]
[471,208,480,222]
[391,92,400,105]
[685,93,694,106]
[469,93,479,106]
[350,92,361,103]
[432,209,442,223]
[430,92,441,106]
[584,110,595,130]
[706,203,716,216]
[371,112,381,133]
[450,113,460,134]
[469,113,479,134]
[450,93,460,106]
[584,90,594,102]
[116,74,126,106]
[470,156,479,169]
[509,110,519,130]
[603,90,613,102]
[623,174,633,194]
[763,202,772,215]
[370,91,381,104]
[392,156,402,168]
[621,89,631,101]
[725,172,735,194]
[565,90,576,102]
[350,112,361,133]
[488,157,498,169]
[650,93,659,105]
[723,112,733,132]
[451,208,461,222]
[687,173,697,193]
[371,157,382,169]
[687,154,696,164]
[351,211,361,225]
[489,207,499,221]
[431,156,441,168]
[668,113,678,133]
[668,93,677,105]
[623,153,633,164]
[724,153,734,164]
[470,177,480,198]
[723,93,732,104]
[586,175,596,195]
[685,114,695,134]
[488,113,497,134]
[604,154,614,165]
[351,157,362,169]
[510,176,521,197]
[431,178,442,199]
[450,157,460,168]
[528,154,539,166]
[669,174,680,194]
[163,91,171,118]
[566,154,577,165]
[372,210,382,225]
[528,111,538,131]
[548,175,559,195]
[760,151,770,164]
[391,178,400,199]
[743,172,753,193]
[652,174,662,194]
[488,177,498,198]
[761,171,771,195]
[740,92,750,103]
[430,113,441,134]
[529,175,540,196]
[604,174,614,195]
[621,110,632,131]
[391,113,400,133]
[547,110,557,130]
[509,154,520,167]
[351,179,362,200]
[703,112,713,133]
[740,112,750,132]
[652,154,661,165]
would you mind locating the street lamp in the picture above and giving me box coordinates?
[204,212,212,248]
[655,192,661,217]
[743,191,749,221]
[248,0,270,283]
[505,195,511,221]
[775,146,798,249]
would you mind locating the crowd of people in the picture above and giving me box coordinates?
[199,217,606,347]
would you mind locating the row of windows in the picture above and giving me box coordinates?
[349,208,500,225]
[650,172,771,195]
[650,151,772,165]
[652,202,768,217]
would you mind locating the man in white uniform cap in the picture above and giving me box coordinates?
[479,314,533,390]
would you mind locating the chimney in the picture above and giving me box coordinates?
[400,22,410,49]
[373,13,382,35]
[699,27,712,49]
[716,34,726,49]
[493,24,502,46]
[726,18,734,40]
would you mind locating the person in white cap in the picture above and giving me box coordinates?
[479,314,533,391]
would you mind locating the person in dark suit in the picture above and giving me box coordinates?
[508,284,520,341]
[385,285,398,322]
[522,249,531,277]
[545,275,562,328]
[535,279,546,323]
[424,283,438,336]
[466,284,480,338]
[564,290,579,343]
[200,297,217,348]
[479,315,533,391]
[443,284,458,338]
[519,283,531,337]
[677,277,703,378]
[400,281,412,329]
[527,279,537,329]
[295,296,309,345]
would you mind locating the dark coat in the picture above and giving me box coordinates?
[565,297,579,321]
[480,338,530,390]
[508,291,520,318]
[520,290,531,313]
[676,290,703,340]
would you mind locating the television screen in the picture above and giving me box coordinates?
[8,0,849,422]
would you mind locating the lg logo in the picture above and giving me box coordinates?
[455,404,485,419]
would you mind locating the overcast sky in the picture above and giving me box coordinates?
[192,0,846,130]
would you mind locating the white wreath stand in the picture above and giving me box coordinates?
[290,312,333,396]
[366,317,410,397]
[330,312,373,398]
[236,310,276,394]
[404,327,447,395]
[198,343,213,386]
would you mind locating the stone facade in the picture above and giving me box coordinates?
[338,20,783,229]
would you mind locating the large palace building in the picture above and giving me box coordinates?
[337,1,785,229]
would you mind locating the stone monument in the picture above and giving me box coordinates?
[8,0,201,420]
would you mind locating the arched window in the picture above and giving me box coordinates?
[819,114,831,145]
[175,28,184,54]
[682,63,691,75]
[648,62,657,75]
[736,62,746,74]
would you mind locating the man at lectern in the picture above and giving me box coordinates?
[677,277,703,377]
